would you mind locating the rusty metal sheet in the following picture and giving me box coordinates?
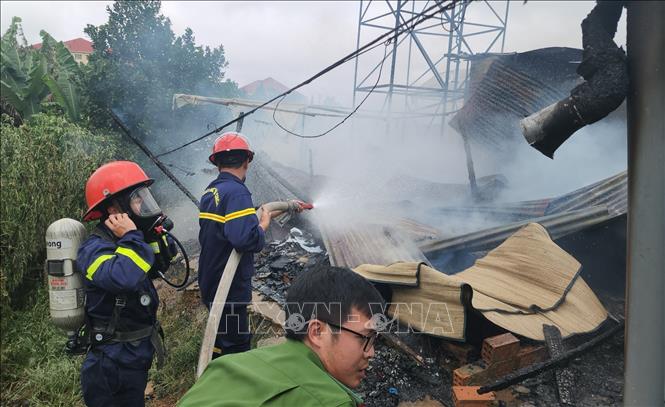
[319,221,428,269]
[450,47,584,150]
[430,171,626,225]
[419,206,611,256]
[545,171,626,216]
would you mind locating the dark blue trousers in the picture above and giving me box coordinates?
[81,351,148,407]
[212,303,251,359]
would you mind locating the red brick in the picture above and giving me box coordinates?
[481,333,520,365]
[453,364,485,386]
[517,344,548,368]
[452,386,496,407]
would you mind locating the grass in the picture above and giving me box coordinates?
[0,284,210,406]
[0,288,85,406]
[149,286,206,403]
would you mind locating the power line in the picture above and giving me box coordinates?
[156,0,463,158]
[272,43,389,139]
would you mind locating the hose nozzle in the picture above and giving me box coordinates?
[297,201,314,210]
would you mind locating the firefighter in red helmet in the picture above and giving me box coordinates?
[198,132,275,358]
[78,161,166,406]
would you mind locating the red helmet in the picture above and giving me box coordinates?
[208,132,254,165]
[83,161,154,221]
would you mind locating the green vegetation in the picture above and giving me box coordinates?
[1,18,84,123]
[0,113,119,306]
[0,111,120,406]
[1,1,242,403]
[83,0,238,135]
[1,288,85,406]
[150,291,206,403]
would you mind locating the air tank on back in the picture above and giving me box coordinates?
[45,218,87,337]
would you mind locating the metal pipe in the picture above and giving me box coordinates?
[624,2,665,405]
[387,0,402,113]
[352,0,363,108]
[500,1,509,52]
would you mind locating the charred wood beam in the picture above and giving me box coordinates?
[520,1,628,158]
[477,319,624,394]
[381,332,426,367]
[108,108,200,207]
[543,325,577,407]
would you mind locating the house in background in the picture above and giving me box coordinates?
[32,37,93,64]
[240,77,307,104]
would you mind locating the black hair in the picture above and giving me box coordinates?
[213,150,250,169]
[284,265,386,341]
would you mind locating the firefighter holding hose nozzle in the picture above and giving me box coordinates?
[76,160,172,406]
[198,132,309,359]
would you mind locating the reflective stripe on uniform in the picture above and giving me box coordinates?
[199,207,256,224]
[86,254,115,280]
[150,241,160,253]
[115,247,151,272]
[225,208,256,222]
[200,212,226,223]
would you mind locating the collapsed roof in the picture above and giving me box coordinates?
[450,47,584,150]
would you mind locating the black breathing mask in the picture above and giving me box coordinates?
[123,186,164,234]
[116,187,190,289]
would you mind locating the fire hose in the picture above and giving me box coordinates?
[196,200,313,377]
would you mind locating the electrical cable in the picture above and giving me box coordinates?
[272,44,389,139]
[155,0,462,158]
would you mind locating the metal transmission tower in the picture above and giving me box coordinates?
[352,0,510,123]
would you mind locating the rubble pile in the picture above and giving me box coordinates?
[517,331,624,407]
[252,228,453,406]
[249,229,625,407]
[253,228,328,304]
[357,345,451,406]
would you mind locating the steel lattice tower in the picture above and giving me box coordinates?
[352,0,510,124]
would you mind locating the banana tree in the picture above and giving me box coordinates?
[1,17,82,122]
[39,31,82,122]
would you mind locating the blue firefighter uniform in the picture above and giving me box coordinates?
[77,225,160,407]
[198,171,265,356]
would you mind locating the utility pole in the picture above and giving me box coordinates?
[623,2,665,406]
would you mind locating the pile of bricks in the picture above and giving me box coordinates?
[450,333,548,407]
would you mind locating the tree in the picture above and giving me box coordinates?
[0,17,83,123]
[84,1,238,139]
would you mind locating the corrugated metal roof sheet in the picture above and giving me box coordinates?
[450,47,583,150]
[419,206,611,257]
[419,171,627,260]
[247,157,625,270]
[433,170,627,222]
[545,171,627,216]
[319,222,428,269]
[245,153,301,205]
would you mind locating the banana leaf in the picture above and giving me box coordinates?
[43,71,80,122]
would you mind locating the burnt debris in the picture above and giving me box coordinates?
[521,1,628,158]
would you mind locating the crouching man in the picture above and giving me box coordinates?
[178,265,386,407]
